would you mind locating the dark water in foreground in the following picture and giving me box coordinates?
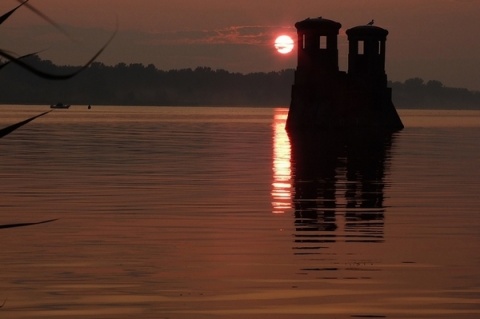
[1,105,479,318]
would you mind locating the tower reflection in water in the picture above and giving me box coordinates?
[272,108,396,257]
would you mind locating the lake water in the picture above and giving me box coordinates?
[1,105,479,318]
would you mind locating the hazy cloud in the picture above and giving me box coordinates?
[145,25,295,46]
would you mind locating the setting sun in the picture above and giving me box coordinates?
[274,35,294,54]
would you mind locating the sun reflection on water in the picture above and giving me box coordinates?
[271,108,292,214]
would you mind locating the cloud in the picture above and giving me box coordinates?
[143,25,295,47]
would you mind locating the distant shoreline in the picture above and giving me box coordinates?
[1,55,479,110]
[2,104,479,111]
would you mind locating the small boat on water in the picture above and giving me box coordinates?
[50,103,71,109]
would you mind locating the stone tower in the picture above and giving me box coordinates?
[295,17,341,76]
[286,17,403,132]
[347,25,388,83]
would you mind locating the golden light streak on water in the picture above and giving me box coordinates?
[271,108,292,214]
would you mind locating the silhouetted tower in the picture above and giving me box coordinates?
[286,17,403,131]
[344,23,403,131]
[295,17,342,77]
[346,25,388,87]
[287,17,344,129]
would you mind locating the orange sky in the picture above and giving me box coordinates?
[1,0,479,90]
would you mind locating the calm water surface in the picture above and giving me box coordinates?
[1,105,479,318]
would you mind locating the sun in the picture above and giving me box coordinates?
[274,35,294,54]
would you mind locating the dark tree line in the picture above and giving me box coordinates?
[0,55,293,106]
[1,55,479,109]
[390,78,480,110]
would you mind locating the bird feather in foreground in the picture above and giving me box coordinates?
[1,0,117,80]
[0,0,115,230]
[0,219,58,229]
[0,111,58,230]
[0,110,51,138]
